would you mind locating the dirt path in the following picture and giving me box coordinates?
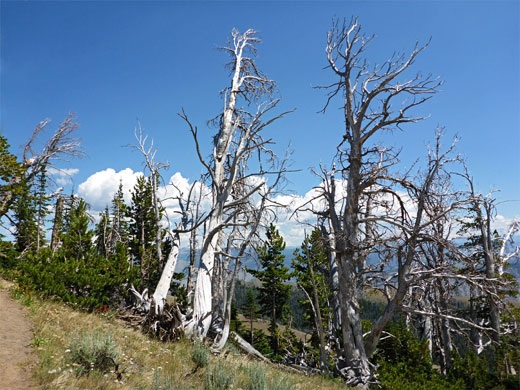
[0,286,38,390]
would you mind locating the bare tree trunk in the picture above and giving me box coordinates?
[50,195,64,253]
[320,223,341,334]
[151,231,181,315]
[181,29,288,341]
[187,224,198,306]
[151,171,163,271]
[191,218,221,337]
[337,256,371,384]
[140,218,146,282]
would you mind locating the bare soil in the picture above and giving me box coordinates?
[0,287,38,390]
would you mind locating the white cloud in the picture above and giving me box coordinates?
[488,214,519,235]
[76,168,520,248]
[47,167,79,185]
[77,169,213,227]
[78,168,143,211]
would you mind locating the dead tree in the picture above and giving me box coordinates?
[212,161,288,350]
[50,192,65,252]
[179,28,291,339]
[0,113,82,219]
[460,171,519,348]
[314,17,441,385]
[130,124,171,272]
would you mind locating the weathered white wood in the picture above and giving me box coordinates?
[230,331,269,362]
[185,29,287,340]
[151,232,181,315]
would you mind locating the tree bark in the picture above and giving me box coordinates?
[50,195,64,253]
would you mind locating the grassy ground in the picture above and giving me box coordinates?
[236,314,309,342]
[0,279,346,390]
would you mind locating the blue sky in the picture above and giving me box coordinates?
[1,0,519,240]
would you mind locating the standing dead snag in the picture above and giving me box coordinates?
[0,113,82,219]
[180,28,291,340]
[128,30,290,345]
[315,17,441,386]
[459,171,520,350]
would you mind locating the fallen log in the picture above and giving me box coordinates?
[229,331,269,362]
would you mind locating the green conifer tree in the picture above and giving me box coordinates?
[127,175,158,289]
[12,178,38,254]
[61,197,94,260]
[292,228,331,371]
[110,181,130,248]
[0,136,26,218]
[34,169,50,252]
[247,224,291,357]
[242,287,260,345]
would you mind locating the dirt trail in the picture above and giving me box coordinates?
[0,286,38,390]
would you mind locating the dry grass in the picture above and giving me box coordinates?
[237,314,310,342]
[1,280,346,390]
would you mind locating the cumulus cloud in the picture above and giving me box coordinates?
[270,187,326,246]
[78,168,143,212]
[76,168,519,248]
[47,167,79,185]
[77,168,213,227]
[158,173,212,227]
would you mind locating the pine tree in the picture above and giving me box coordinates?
[61,197,94,261]
[34,169,50,252]
[242,287,260,345]
[127,175,158,289]
[12,178,38,254]
[247,224,291,357]
[110,181,130,249]
[292,228,331,371]
[0,136,26,218]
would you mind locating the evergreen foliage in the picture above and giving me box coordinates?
[374,320,465,390]
[18,245,140,310]
[247,224,291,357]
[128,175,162,290]
[33,169,50,250]
[12,178,39,253]
[61,197,94,260]
[15,192,140,310]
[292,228,331,366]
[0,135,26,213]
[242,287,260,346]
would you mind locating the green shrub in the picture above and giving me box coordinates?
[67,330,120,376]
[248,329,272,357]
[376,360,464,390]
[373,320,464,390]
[17,246,140,311]
[191,339,210,369]
[0,240,18,271]
[245,364,268,390]
[153,371,189,390]
[204,361,234,390]
[270,375,293,390]
[449,349,502,390]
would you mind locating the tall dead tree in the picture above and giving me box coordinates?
[315,17,441,385]
[180,28,291,339]
[460,171,520,348]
